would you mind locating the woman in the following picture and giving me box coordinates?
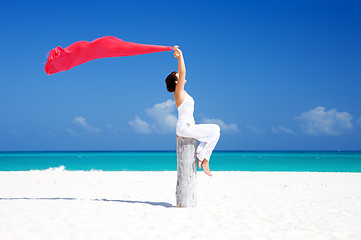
[165,46,220,176]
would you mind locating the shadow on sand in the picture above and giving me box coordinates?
[0,197,174,208]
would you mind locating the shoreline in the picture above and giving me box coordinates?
[2,150,361,153]
[3,169,361,173]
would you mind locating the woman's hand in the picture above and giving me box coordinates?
[173,45,182,59]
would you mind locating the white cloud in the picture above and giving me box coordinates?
[357,117,361,126]
[105,123,122,135]
[74,116,101,133]
[272,125,295,134]
[145,99,177,134]
[130,99,239,135]
[66,128,78,136]
[128,116,152,134]
[246,124,263,134]
[201,118,240,133]
[296,106,353,136]
[129,99,177,134]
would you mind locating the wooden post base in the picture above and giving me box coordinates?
[176,136,197,207]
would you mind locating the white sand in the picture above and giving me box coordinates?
[1,170,361,240]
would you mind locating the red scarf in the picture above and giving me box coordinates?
[45,36,173,75]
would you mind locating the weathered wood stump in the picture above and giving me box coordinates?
[176,136,197,207]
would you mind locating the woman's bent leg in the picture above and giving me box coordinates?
[196,142,206,162]
[177,124,220,162]
[200,125,220,161]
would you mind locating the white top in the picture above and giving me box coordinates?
[177,93,195,129]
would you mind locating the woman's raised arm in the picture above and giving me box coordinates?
[174,46,186,93]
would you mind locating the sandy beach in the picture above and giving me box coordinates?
[1,170,361,240]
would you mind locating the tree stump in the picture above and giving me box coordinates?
[176,136,197,207]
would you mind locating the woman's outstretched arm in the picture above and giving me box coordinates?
[174,46,186,92]
[174,46,186,77]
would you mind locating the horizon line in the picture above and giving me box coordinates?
[1,150,361,153]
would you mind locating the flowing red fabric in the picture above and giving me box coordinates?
[45,36,173,75]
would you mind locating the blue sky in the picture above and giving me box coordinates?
[0,0,360,151]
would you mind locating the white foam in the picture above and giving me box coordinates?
[30,165,66,172]
[30,166,104,172]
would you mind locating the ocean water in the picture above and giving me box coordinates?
[0,151,361,172]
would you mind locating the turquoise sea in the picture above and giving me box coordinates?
[0,151,361,172]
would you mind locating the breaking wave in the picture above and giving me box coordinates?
[30,166,102,172]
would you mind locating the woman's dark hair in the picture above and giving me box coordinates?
[165,71,178,92]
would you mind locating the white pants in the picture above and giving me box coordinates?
[177,123,220,162]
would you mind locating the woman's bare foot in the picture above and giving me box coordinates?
[200,159,212,176]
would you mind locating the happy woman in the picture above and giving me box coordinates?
[165,46,220,176]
